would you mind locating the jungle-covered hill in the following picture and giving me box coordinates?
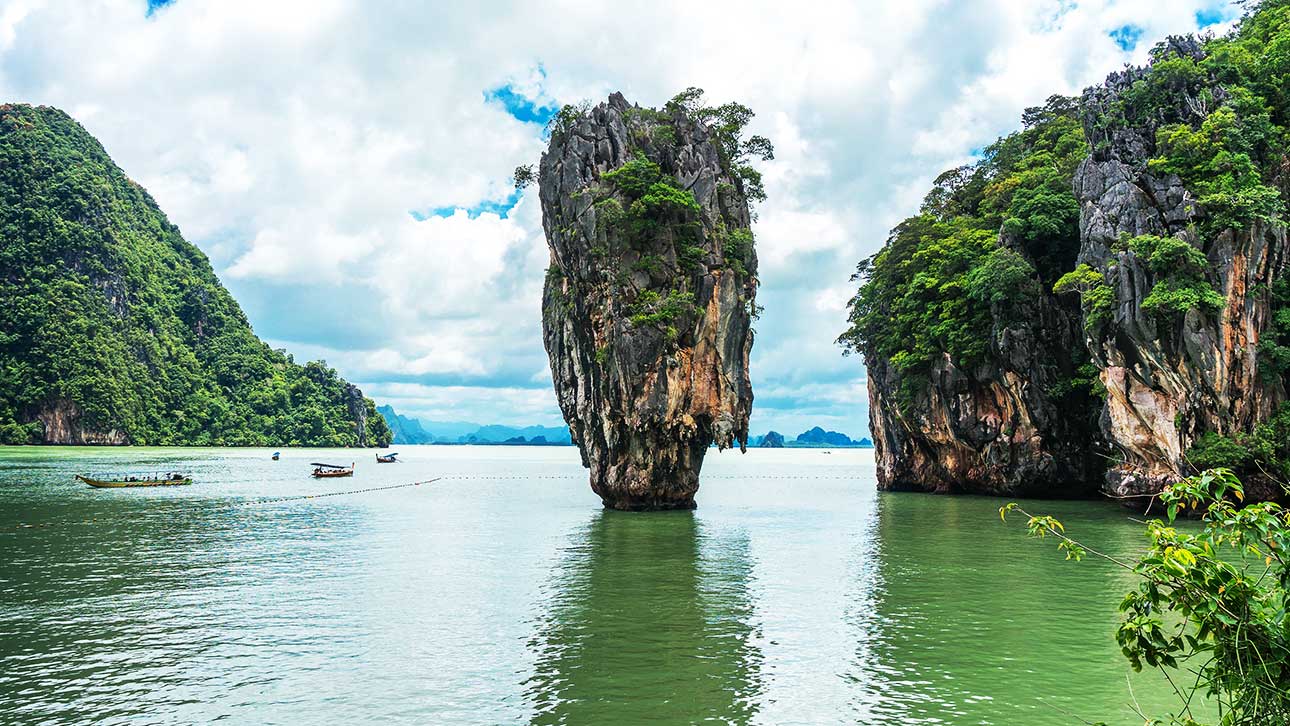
[0,104,390,447]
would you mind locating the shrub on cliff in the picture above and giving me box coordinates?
[1257,278,1290,383]
[1053,264,1115,332]
[1186,404,1290,485]
[1128,235,1226,319]
[666,87,774,203]
[1003,469,1290,725]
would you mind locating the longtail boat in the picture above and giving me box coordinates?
[76,473,192,488]
[376,452,399,463]
[311,462,354,478]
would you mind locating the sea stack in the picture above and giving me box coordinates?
[536,92,762,510]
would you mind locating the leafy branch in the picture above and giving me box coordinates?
[1002,468,1290,725]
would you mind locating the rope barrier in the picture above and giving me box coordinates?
[8,472,865,530]
[8,477,445,529]
[433,474,860,480]
[234,477,442,506]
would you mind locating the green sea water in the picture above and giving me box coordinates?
[0,446,1204,724]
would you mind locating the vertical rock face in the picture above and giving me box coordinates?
[866,258,1104,496]
[537,92,758,510]
[32,399,129,445]
[1075,49,1288,499]
[855,25,1290,501]
[344,383,374,448]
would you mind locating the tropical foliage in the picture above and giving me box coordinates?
[0,104,390,447]
[1053,263,1115,332]
[843,0,1290,444]
[1129,234,1226,318]
[1186,404,1290,486]
[837,94,1086,375]
[1003,469,1290,725]
[665,87,775,202]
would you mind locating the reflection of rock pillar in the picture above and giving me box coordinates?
[847,493,1159,724]
[525,511,761,724]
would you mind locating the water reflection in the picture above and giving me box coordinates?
[0,447,1206,724]
[525,510,762,725]
[0,462,369,725]
[844,492,1200,726]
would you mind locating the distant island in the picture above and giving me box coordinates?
[378,406,573,446]
[380,406,870,449]
[750,426,872,449]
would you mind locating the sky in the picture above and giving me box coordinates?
[0,0,1243,438]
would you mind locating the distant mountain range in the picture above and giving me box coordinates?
[379,406,871,449]
[377,406,573,445]
[751,426,873,448]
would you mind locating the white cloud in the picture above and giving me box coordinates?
[0,0,1240,434]
[359,381,562,428]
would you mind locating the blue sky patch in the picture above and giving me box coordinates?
[1109,24,1145,51]
[1196,5,1236,29]
[411,189,523,221]
[146,0,174,17]
[485,85,558,126]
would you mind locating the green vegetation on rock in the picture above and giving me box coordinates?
[1130,234,1226,318]
[1258,277,1290,382]
[1186,403,1290,484]
[837,95,1085,375]
[1092,6,1290,237]
[1053,264,1115,332]
[0,104,390,447]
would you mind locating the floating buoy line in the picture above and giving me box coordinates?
[234,477,442,506]
[8,471,862,530]
[9,476,446,529]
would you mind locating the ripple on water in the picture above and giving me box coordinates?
[0,446,1206,725]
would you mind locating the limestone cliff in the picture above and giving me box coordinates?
[536,92,763,510]
[865,284,1104,496]
[1074,39,1288,499]
[849,20,1290,500]
[847,95,1107,497]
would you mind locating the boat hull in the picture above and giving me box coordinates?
[77,475,192,488]
[311,470,354,478]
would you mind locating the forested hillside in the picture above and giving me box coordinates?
[0,104,391,447]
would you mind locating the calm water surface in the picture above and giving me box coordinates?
[0,446,1197,724]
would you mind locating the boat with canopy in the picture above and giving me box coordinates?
[311,462,354,478]
[76,472,192,488]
